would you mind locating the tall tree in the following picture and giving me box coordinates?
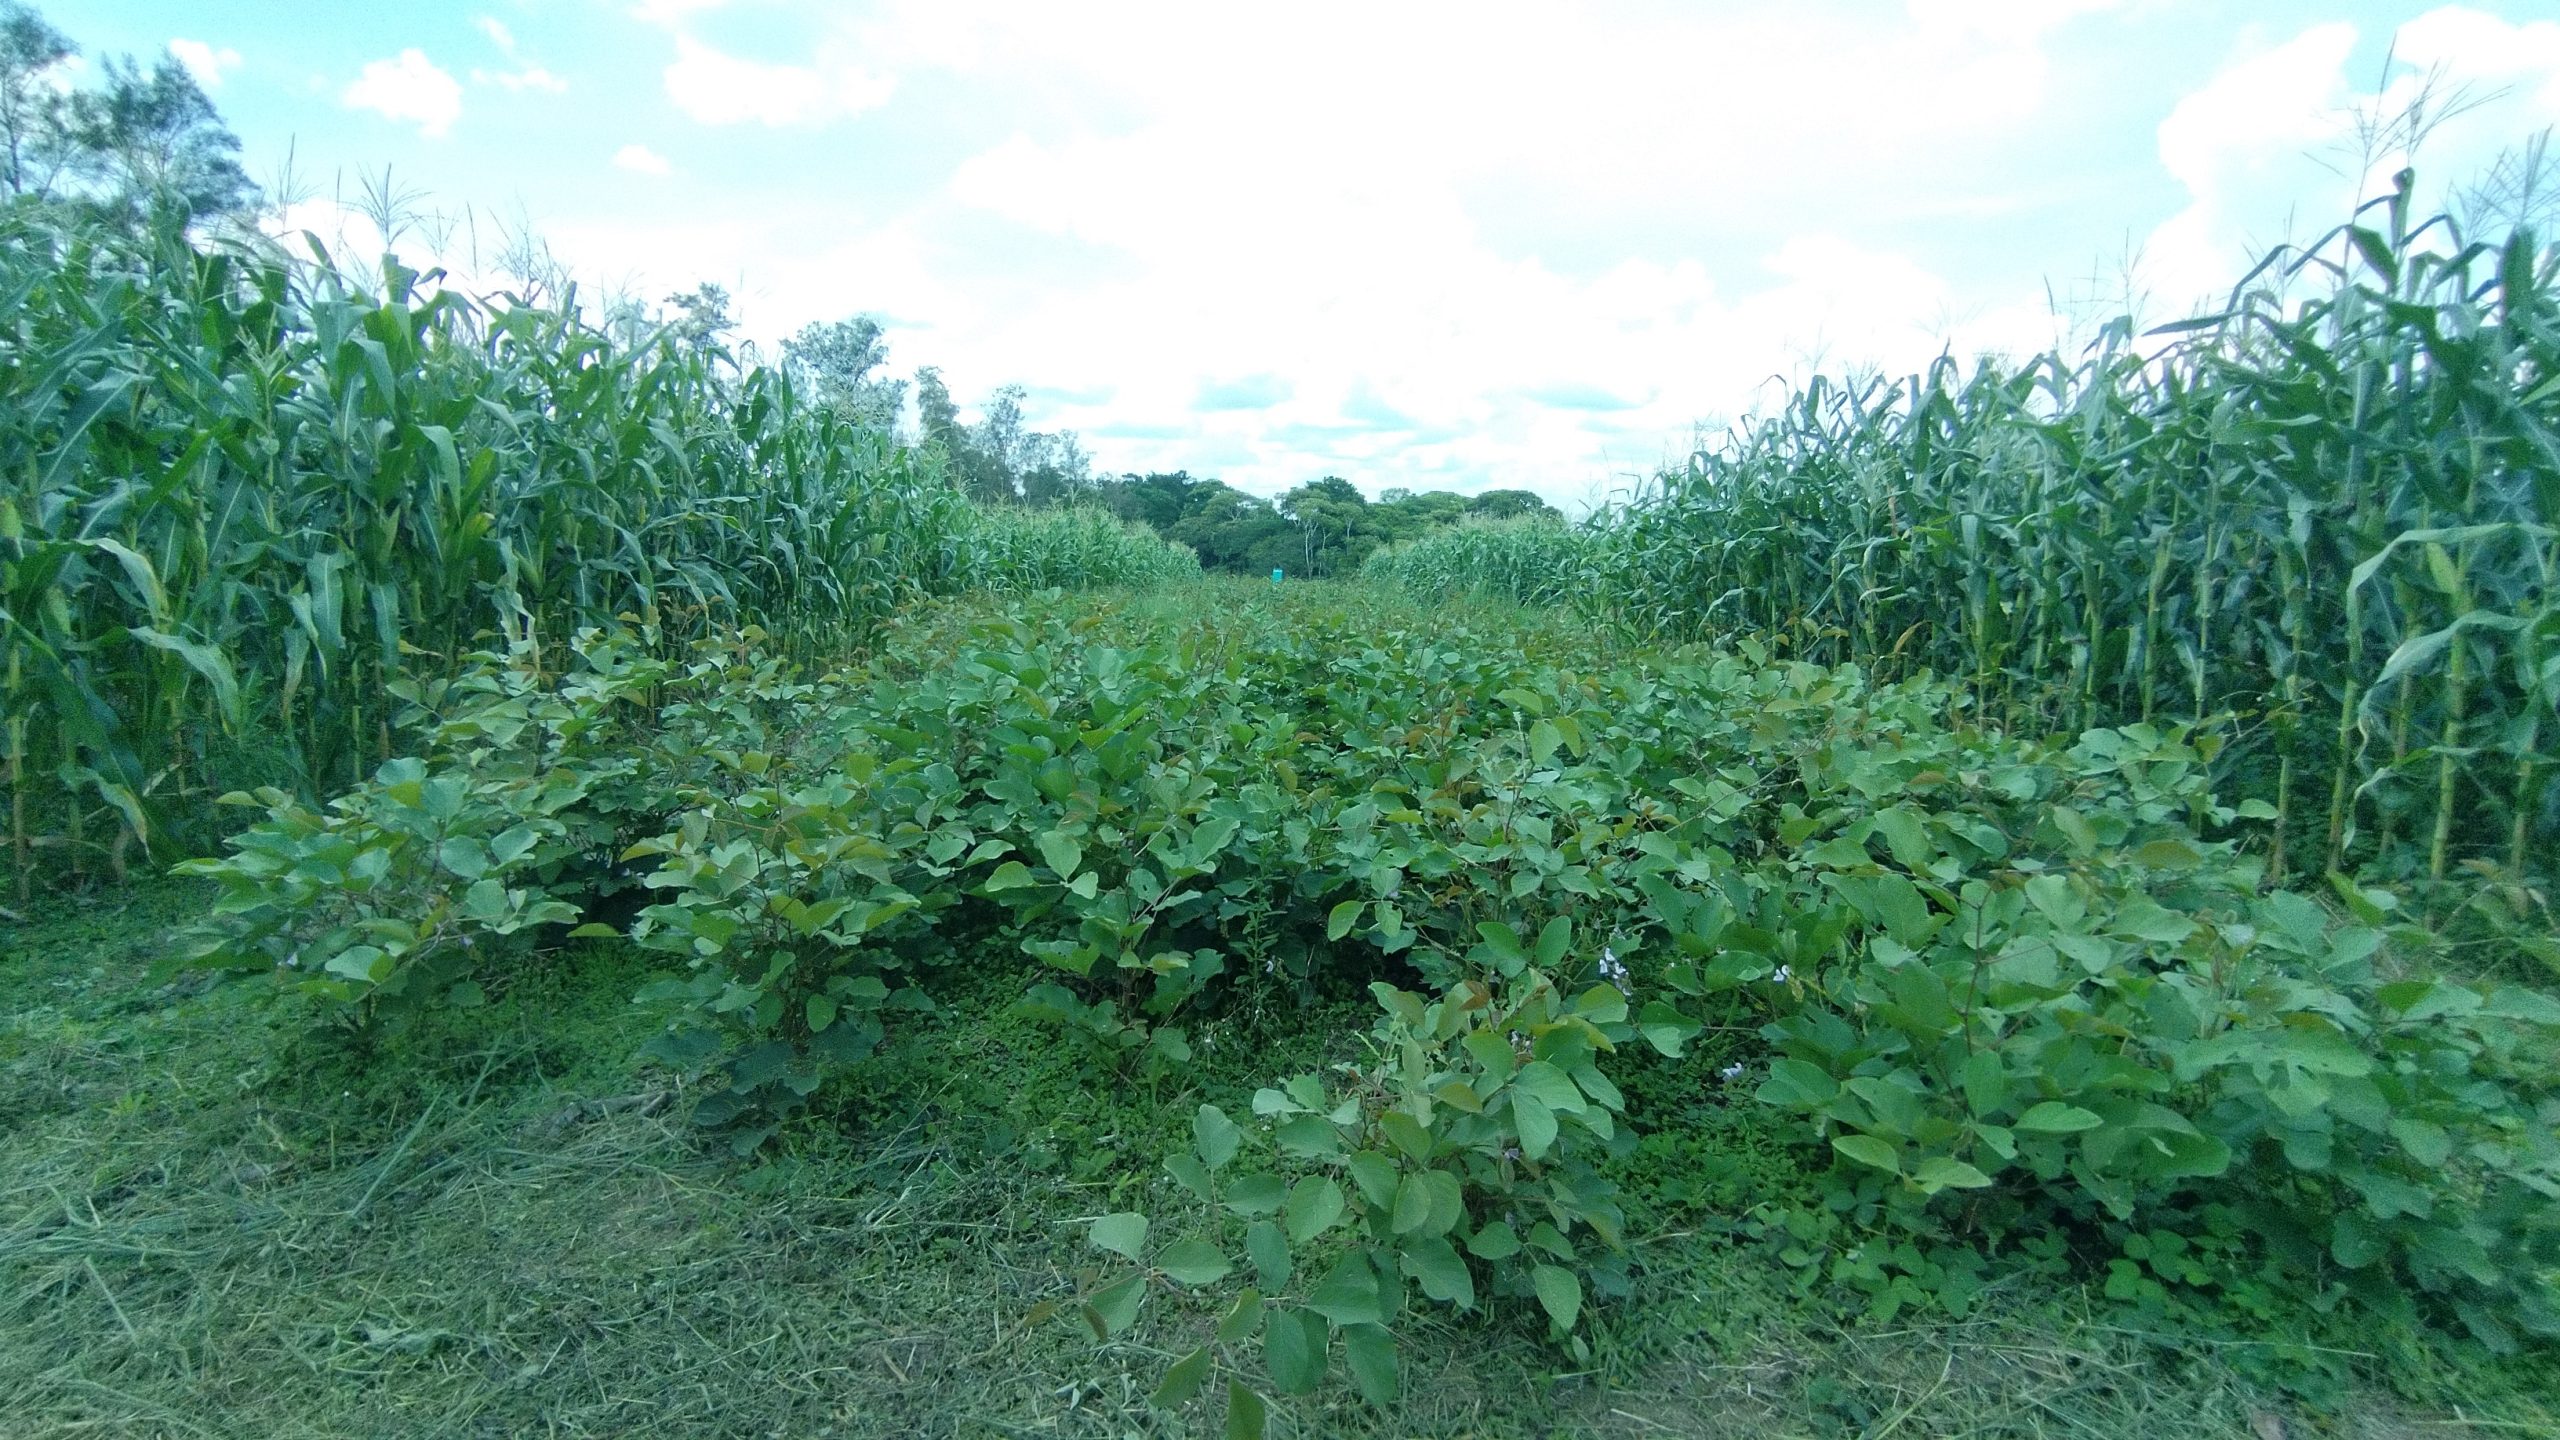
[0,2,72,200]
[913,365,961,447]
[781,315,905,430]
[1466,489,1557,520]
[1279,476,1379,577]
[662,282,735,353]
[70,54,255,225]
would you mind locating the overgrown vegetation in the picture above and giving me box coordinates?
[2,5,2555,1432]
[166,581,2559,1431]
[1373,177,2560,901]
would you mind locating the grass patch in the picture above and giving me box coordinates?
[6,880,2553,1438]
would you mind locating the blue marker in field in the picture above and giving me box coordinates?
[1271,568,1284,584]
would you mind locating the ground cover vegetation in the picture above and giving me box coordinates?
[3,4,2557,1433]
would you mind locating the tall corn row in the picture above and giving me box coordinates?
[0,213,976,894]
[1360,517,1604,611]
[1587,179,2559,882]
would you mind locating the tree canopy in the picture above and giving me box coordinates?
[0,3,255,229]
[1091,470,1562,577]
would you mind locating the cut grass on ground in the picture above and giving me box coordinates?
[3,881,2552,1439]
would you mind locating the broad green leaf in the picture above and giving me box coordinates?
[1327,898,1364,940]
[1832,1134,1900,1174]
[1378,1109,1433,1162]
[1157,1238,1234,1286]
[1224,1173,1288,1215]
[1400,1236,1475,1308]
[1089,1211,1149,1259]
[1284,1176,1345,1243]
[1341,1323,1400,1408]
[1164,1152,1214,1203]
[1194,1104,1242,1171]
[2014,1102,2104,1134]
[1535,915,1573,967]
[1154,1346,1212,1408]
[1035,828,1082,879]
[1306,1256,1386,1327]
[1390,1174,1433,1234]
[1217,1288,1265,1345]
[1262,1306,1327,1394]
[1225,1380,1269,1440]
[1915,1156,1995,1191]
[1959,1050,2008,1116]
[982,860,1038,892]
[1511,1091,1558,1159]
[1530,1263,1582,1331]
[1758,1057,1840,1108]
[1083,1273,1147,1338]
[1245,1220,1291,1290]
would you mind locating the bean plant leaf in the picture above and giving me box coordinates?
[1530,1263,1582,1331]
[1832,1134,1900,1173]
[1153,1346,1212,1408]
[1157,1238,1234,1286]
[1284,1176,1345,1243]
[1262,1306,1327,1394]
[1341,1323,1400,1408]
[1083,1273,1147,1338]
[2014,1102,2103,1134]
[1512,1091,1558,1159]
[1194,1104,1242,1171]
[1225,1380,1269,1440]
[1400,1236,1475,1308]
[1089,1212,1149,1259]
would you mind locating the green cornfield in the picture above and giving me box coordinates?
[1359,516,1602,611]
[0,211,1188,895]
[1379,178,2560,889]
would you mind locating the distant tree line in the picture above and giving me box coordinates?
[1093,473,1557,578]
[775,309,1561,576]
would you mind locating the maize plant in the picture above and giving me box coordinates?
[0,212,1186,898]
[1397,175,2560,888]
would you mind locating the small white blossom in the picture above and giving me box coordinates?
[1719,1061,1746,1083]
[1501,1145,1522,1162]
[1771,964,1793,985]
[1597,946,1628,986]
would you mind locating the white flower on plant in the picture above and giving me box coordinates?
[1771,964,1792,985]
[1501,1145,1522,1162]
[1597,946,1628,986]
[1719,1061,1746,1083]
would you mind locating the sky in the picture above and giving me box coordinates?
[56,0,2560,511]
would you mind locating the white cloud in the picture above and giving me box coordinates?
[388,1,2552,509]
[661,35,894,126]
[342,50,463,137]
[632,0,731,25]
[169,39,242,90]
[478,66,568,94]
[614,143,673,175]
[470,16,567,94]
[895,1,2128,501]
[2140,8,2560,312]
